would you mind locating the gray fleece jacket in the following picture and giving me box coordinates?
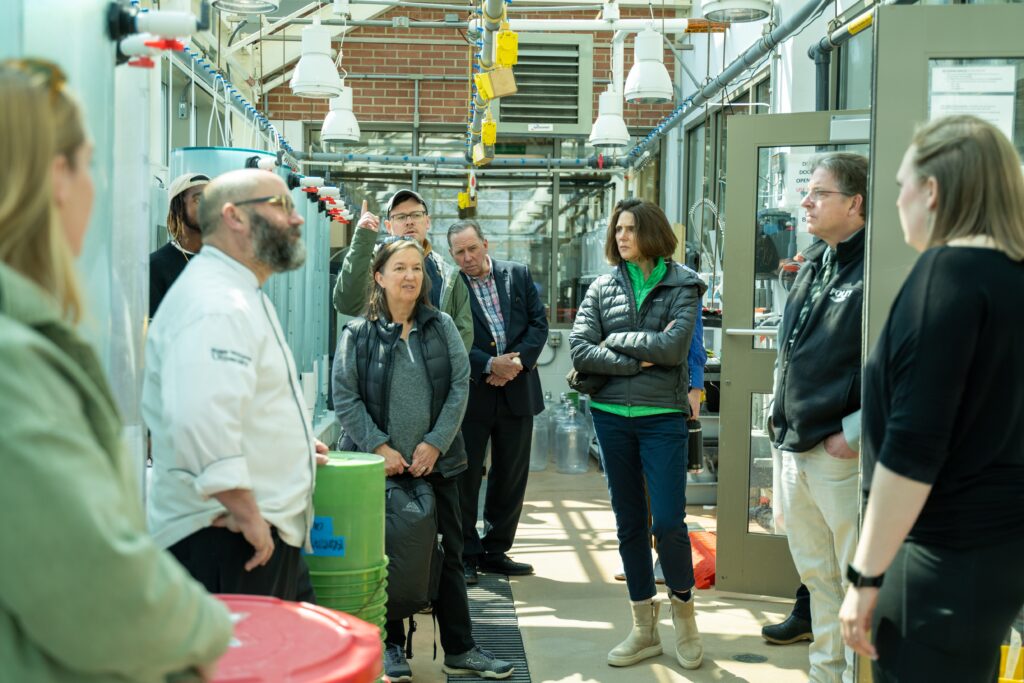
[332,305,469,478]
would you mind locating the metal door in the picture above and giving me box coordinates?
[716,111,869,597]
[867,3,1024,346]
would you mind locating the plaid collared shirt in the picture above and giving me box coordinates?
[466,256,507,355]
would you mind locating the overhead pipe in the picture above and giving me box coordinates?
[281,17,469,27]
[504,18,689,32]
[294,150,604,168]
[622,0,831,167]
[467,0,506,152]
[807,0,916,111]
[272,0,603,11]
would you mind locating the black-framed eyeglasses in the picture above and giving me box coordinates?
[389,210,428,223]
[3,58,66,103]
[235,194,296,215]
[800,189,852,202]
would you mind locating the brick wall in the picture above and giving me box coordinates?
[266,6,682,131]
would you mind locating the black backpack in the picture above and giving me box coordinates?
[384,476,444,622]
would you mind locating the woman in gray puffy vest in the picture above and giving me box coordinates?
[569,199,707,672]
[332,238,514,682]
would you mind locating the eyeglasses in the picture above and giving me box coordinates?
[3,58,66,103]
[389,210,428,223]
[800,188,852,202]
[235,194,296,215]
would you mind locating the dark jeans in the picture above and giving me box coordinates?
[459,407,532,561]
[592,409,695,601]
[386,473,475,656]
[872,535,1024,683]
[169,526,315,603]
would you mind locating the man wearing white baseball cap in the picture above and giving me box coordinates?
[149,172,210,316]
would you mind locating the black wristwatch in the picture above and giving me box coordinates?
[846,564,884,588]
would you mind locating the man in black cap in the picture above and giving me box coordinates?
[332,189,472,351]
[150,172,210,317]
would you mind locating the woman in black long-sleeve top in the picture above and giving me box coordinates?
[839,115,1024,682]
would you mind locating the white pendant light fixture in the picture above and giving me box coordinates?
[624,28,673,105]
[210,0,280,14]
[321,83,361,144]
[589,85,630,148]
[290,17,343,98]
[701,0,771,23]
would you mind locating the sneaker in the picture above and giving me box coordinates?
[761,613,813,645]
[442,646,514,679]
[384,642,413,682]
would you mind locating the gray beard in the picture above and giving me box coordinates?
[252,212,306,272]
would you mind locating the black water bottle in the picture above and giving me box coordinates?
[687,419,703,472]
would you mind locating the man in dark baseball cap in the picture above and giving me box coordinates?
[149,172,210,316]
[331,188,472,351]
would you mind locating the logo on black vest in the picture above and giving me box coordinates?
[829,288,854,303]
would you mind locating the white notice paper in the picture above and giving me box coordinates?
[929,94,1015,141]
[931,65,1016,94]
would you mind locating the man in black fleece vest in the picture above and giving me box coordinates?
[769,152,867,683]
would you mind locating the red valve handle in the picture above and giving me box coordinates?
[144,38,185,51]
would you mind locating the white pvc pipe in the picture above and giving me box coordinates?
[506,18,688,33]
[612,30,626,96]
[136,11,199,38]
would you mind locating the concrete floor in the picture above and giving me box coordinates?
[403,463,812,683]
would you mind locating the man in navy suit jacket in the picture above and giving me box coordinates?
[447,220,549,583]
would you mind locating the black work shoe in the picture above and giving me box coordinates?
[442,646,514,679]
[761,613,813,645]
[464,563,479,585]
[479,553,534,576]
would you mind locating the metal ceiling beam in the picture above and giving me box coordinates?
[224,2,320,56]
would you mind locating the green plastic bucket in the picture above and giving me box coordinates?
[318,594,387,618]
[309,559,388,588]
[306,452,385,572]
[316,586,387,612]
[315,579,387,600]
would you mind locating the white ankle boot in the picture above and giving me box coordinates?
[670,593,704,669]
[607,599,663,666]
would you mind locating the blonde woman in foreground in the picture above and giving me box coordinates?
[0,59,231,683]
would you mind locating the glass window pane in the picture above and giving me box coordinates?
[750,143,868,350]
[748,392,782,536]
[556,185,613,324]
[838,26,873,110]
[927,58,1024,159]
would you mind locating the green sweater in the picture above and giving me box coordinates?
[0,262,232,682]
[591,258,682,419]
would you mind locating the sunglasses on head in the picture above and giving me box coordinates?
[3,58,66,103]
[380,235,417,245]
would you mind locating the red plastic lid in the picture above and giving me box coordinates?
[213,595,382,683]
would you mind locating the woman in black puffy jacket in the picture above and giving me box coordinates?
[570,199,707,672]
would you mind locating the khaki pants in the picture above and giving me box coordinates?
[779,443,858,683]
